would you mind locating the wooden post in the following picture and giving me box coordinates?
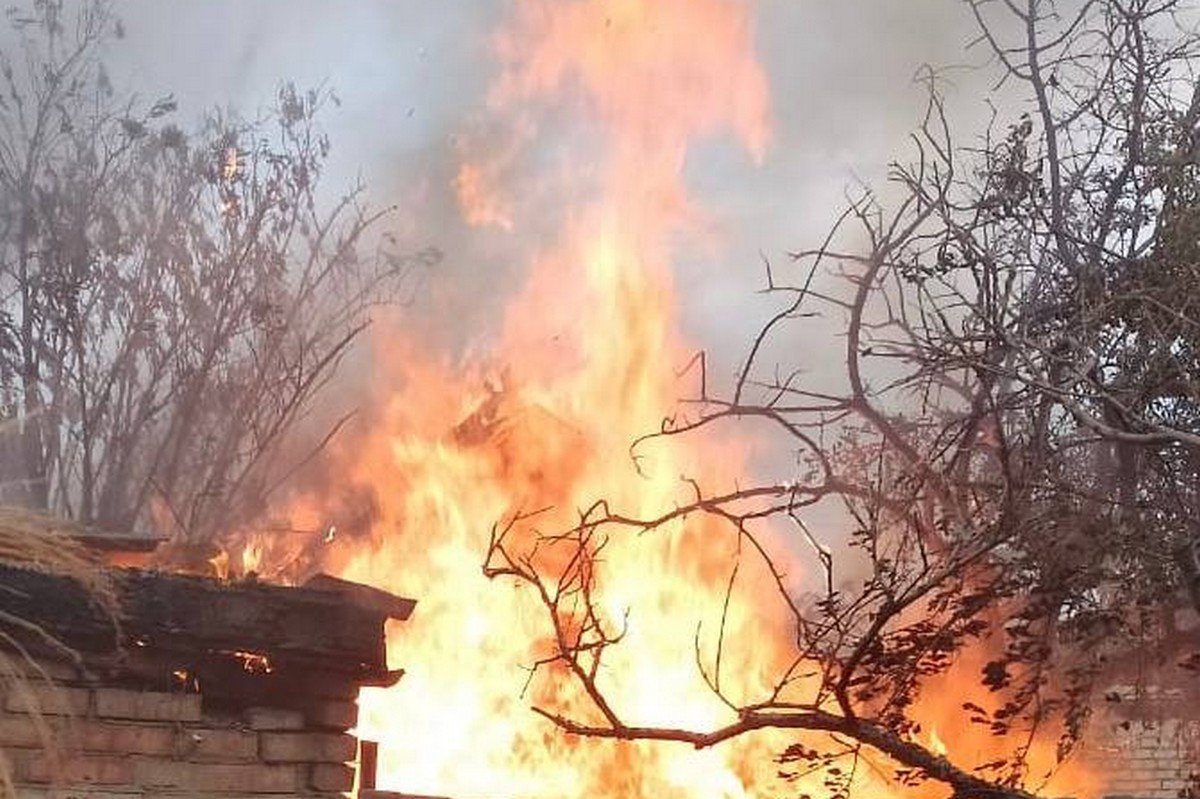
[359,739,379,791]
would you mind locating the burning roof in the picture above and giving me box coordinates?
[0,562,413,706]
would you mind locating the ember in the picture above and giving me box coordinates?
[228,651,274,675]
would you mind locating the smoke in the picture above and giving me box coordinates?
[100,0,979,366]
[83,0,993,574]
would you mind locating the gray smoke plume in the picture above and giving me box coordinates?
[99,0,980,366]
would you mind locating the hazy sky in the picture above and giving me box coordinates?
[101,1,984,369]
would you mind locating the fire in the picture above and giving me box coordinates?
[258,2,1100,798]
[453,161,514,231]
[241,538,264,576]
[929,728,948,759]
[305,1,788,794]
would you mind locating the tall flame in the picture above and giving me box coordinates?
[267,2,1101,798]
[323,2,786,794]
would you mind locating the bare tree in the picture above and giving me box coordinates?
[482,1,1200,797]
[0,0,438,543]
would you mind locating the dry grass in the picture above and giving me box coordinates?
[0,505,118,798]
[0,506,114,597]
[0,506,114,599]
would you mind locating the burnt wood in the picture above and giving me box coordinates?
[0,564,412,683]
[303,573,415,621]
[73,531,166,552]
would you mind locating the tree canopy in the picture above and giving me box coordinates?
[0,0,437,543]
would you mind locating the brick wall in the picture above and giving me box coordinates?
[1083,685,1200,799]
[0,659,361,799]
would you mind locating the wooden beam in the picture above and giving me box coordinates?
[304,573,416,620]
[0,564,412,681]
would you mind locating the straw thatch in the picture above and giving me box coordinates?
[0,505,118,798]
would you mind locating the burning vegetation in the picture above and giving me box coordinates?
[1,1,1200,799]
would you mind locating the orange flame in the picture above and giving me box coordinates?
[265,2,1101,798]
[308,1,790,794]
[454,161,514,231]
[930,727,948,759]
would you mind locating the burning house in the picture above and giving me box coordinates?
[0,554,413,798]
[2,527,1199,799]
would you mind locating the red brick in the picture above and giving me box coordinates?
[176,726,258,762]
[260,731,356,763]
[244,706,303,730]
[0,713,49,747]
[3,684,90,716]
[77,721,176,756]
[9,751,134,785]
[307,699,358,730]
[93,688,200,722]
[310,762,356,792]
[0,713,175,757]
[14,790,143,799]
[134,760,299,793]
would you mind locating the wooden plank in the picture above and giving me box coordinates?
[0,564,407,680]
[304,573,416,620]
[122,570,383,664]
[73,532,165,553]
